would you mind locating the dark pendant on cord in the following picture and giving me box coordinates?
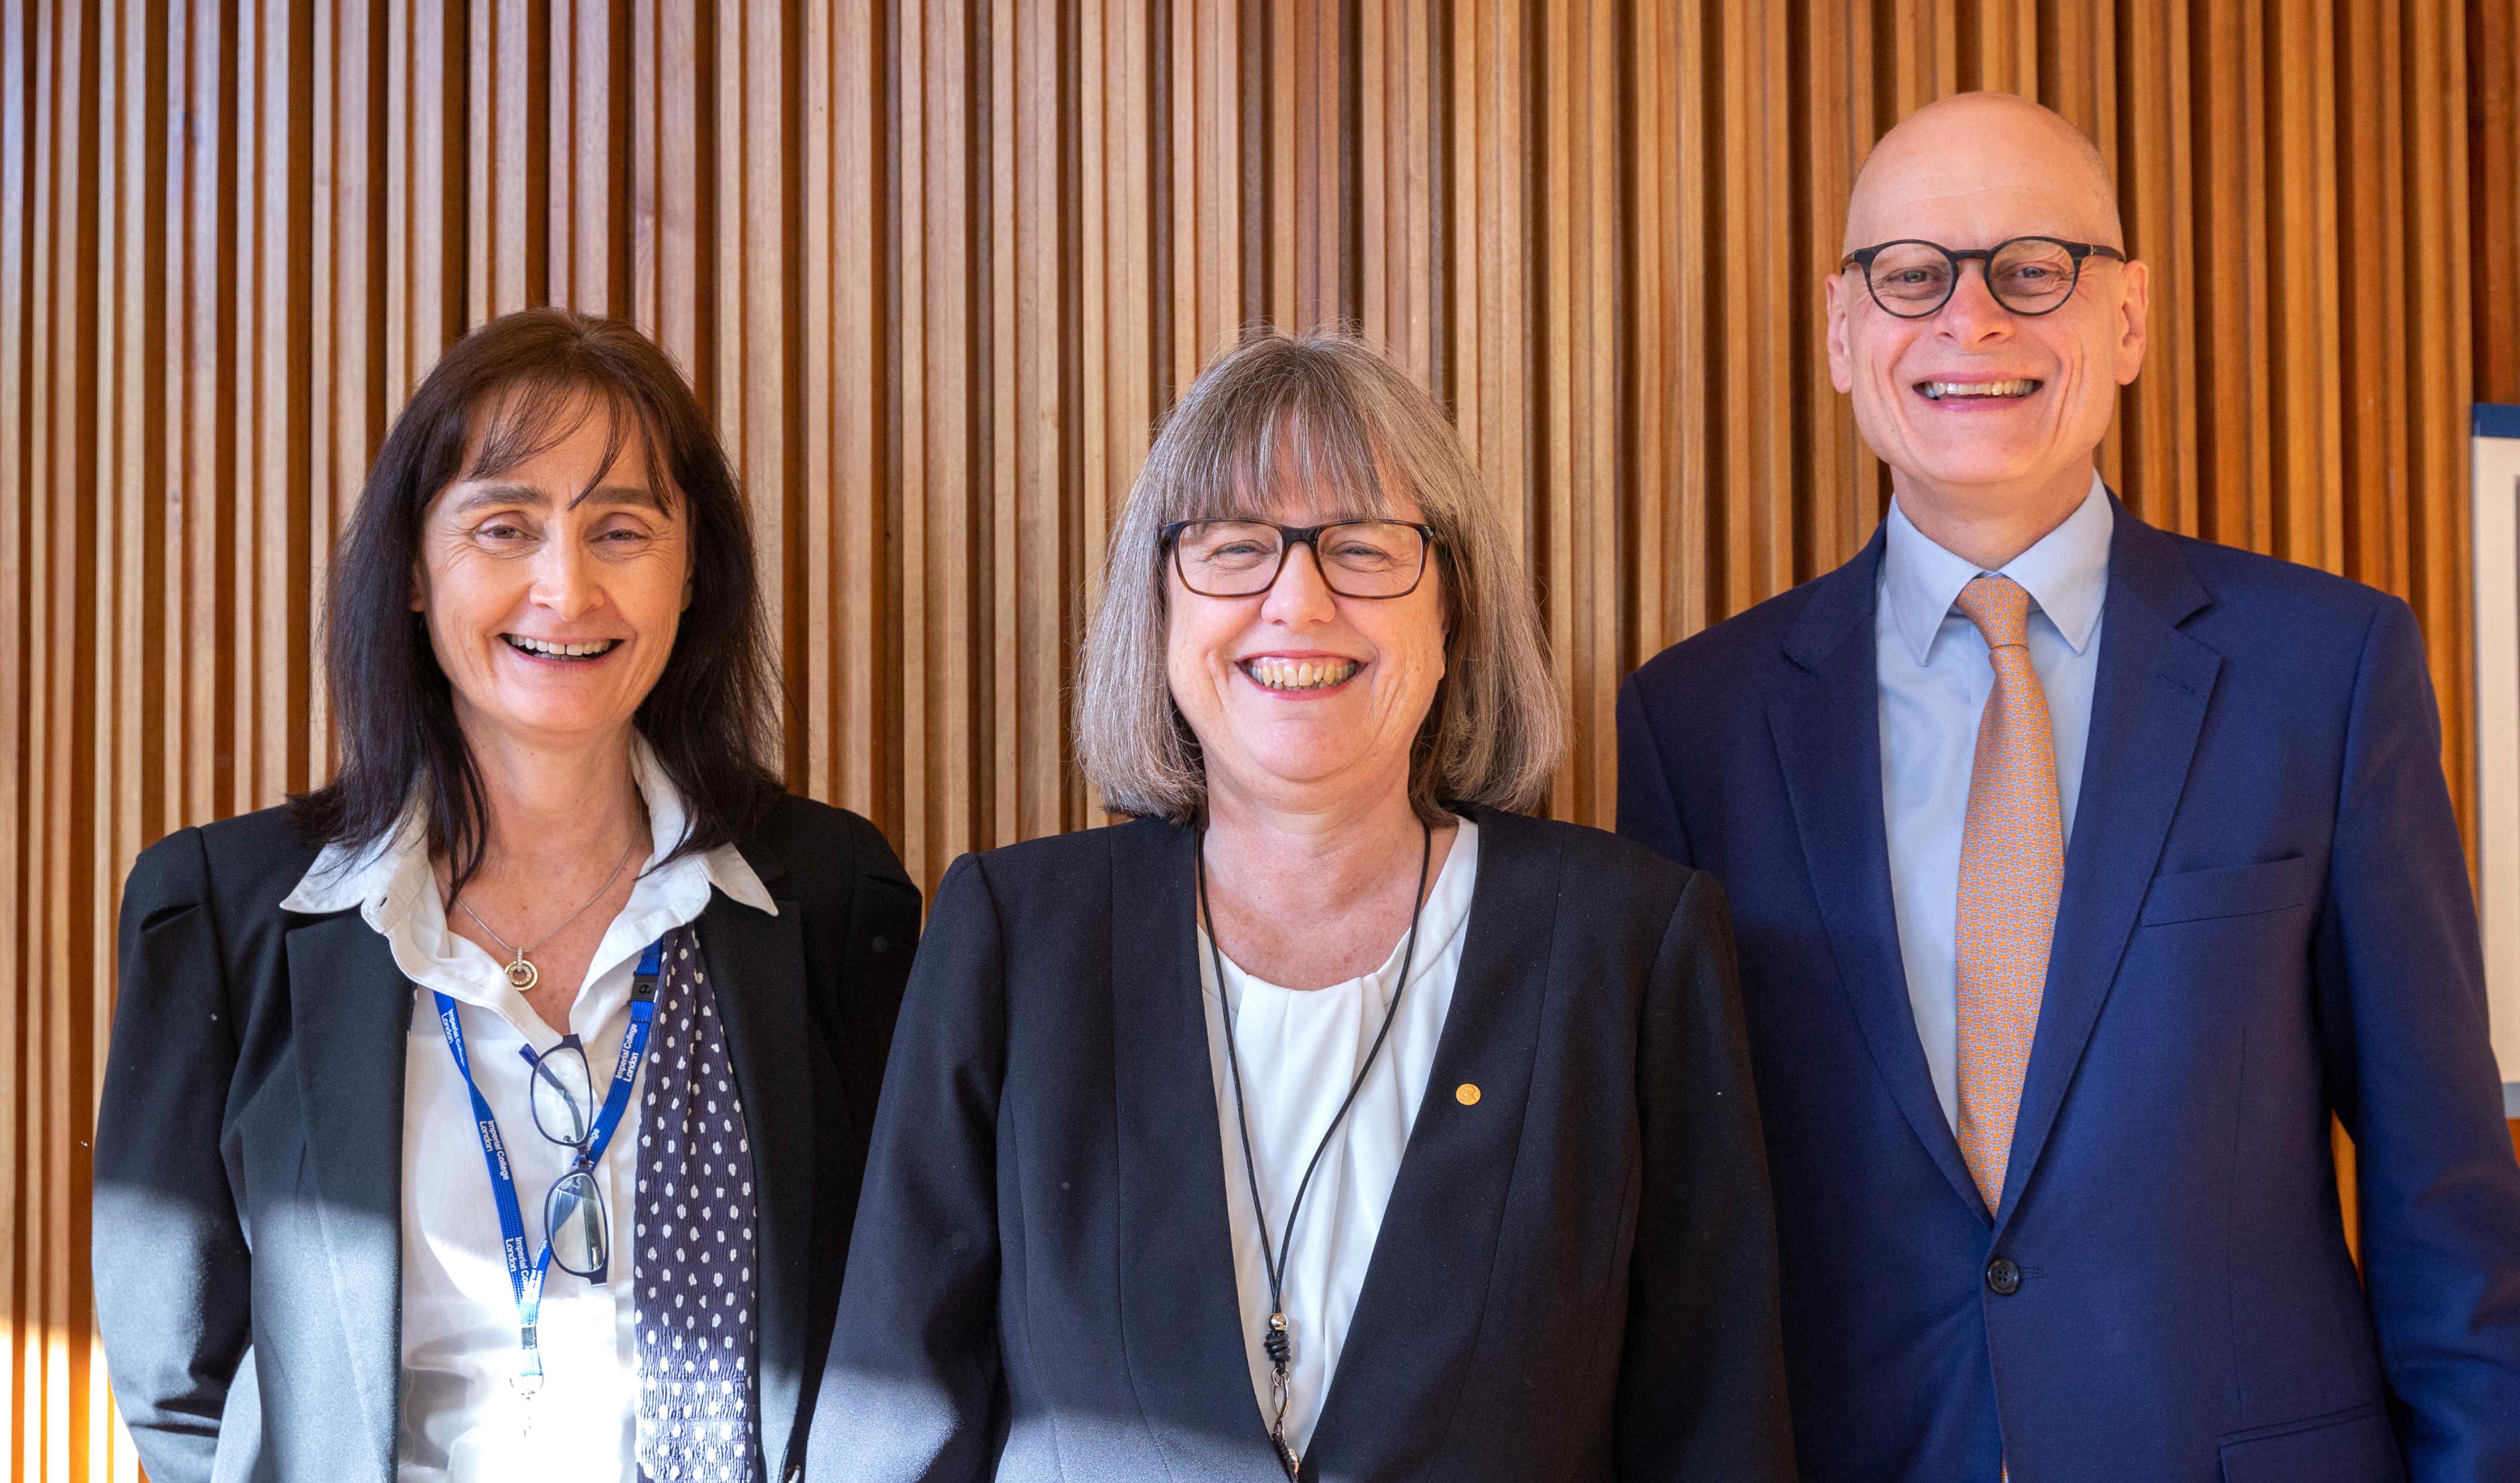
[1268,1310,1300,1476]
[1199,819,1433,1482]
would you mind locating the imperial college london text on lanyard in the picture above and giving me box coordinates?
[431,937,664,1406]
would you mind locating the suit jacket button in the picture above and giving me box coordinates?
[871,934,891,955]
[1985,1258,2021,1296]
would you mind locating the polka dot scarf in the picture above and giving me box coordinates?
[634,926,760,1483]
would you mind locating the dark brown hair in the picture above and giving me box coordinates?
[291,308,779,890]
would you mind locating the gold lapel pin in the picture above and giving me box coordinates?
[1455,1082,1481,1106]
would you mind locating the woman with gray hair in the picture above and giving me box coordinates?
[810,330,1793,1482]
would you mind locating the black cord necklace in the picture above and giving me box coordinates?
[1196,817,1433,1481]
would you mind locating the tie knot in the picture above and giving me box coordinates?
[1953,573,2032,649]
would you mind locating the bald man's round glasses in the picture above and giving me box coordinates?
[1840,236,2125,319]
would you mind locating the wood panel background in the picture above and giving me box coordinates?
[3,1,2516,1477]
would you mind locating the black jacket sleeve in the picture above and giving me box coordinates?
[786,806,928,1474]
[808,853,1009,1482]
[92,828,250,1483]
[818,811,927,1216]
[1616,869,1797,1481]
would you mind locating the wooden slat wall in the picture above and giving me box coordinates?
[3,2,2515,1477]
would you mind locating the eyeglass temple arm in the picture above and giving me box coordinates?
[516,1032,584,1070]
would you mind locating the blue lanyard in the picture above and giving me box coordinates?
[433,937,663,1390]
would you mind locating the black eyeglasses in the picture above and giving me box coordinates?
[1840,236,2126,319]
[1161,518,1438,600]
[520,1036,609,1277]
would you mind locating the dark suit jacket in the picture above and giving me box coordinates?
[92,793,921,1483]
[808,807,1794,1483]
[1617,499,2520,1483]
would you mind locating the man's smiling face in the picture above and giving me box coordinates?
[1826,93,2149,519]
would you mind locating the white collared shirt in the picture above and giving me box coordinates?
[1197,816,1480,1459]
[1875,474,2111,1132]
[280,743,776,1483]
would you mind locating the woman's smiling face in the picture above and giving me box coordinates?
[1164,486,1448,814]
[412,392,690,754]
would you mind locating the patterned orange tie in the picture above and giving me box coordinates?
[1951,574,2064,1217]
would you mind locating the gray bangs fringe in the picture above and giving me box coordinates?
[1162,358,1408,525]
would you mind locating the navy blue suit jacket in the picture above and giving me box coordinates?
[1616,499,2520,1483]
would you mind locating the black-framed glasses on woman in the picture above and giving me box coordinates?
[1162,518,1438,600]
[1840,236,2126,319]
[521,1036,610,1277]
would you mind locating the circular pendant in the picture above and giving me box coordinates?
[505,957,538,991]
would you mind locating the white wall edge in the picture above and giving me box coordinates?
[2473,414,2520,1091]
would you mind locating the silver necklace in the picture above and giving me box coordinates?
[453,833,640,992]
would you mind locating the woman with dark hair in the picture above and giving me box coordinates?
[93,308,919,1483]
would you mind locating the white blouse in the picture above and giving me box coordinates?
[1196,815,1481,1459]
[279,743,775,1483]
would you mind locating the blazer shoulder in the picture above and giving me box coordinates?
[2154,527,2397,640]
[960,815,1172,887]
[1472,808,1703,904]
[929,817,1192,936]
[736,792,920,942]
[118,807,322,995]
[1628,559,1855,707]
[2169,528,2382,600]
[744,791,903,876]
[174,805,325,922]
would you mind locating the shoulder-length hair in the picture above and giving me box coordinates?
[291,307,779,890]
[1077,328,1563,824]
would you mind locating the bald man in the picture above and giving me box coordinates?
[1619,93,2520,1482]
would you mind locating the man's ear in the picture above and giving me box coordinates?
[1825,271,1856,395]
[2113,257,2150,386]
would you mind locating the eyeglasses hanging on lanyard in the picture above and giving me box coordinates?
[433,936,665,1395]
[519,1029,617,1276]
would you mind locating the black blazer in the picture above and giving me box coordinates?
[809,808,1794,1482]
[92,793,921,1483]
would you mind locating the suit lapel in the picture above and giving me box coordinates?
[695,874,816,1469]
[1994,507,2220,1227]
[1769,537,1986,1217]
[1300,810,1557,1481]
[1107,821,1291,1482]
[284,911,412,1476]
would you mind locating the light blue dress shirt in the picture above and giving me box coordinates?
[1877,473,2112,1132]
